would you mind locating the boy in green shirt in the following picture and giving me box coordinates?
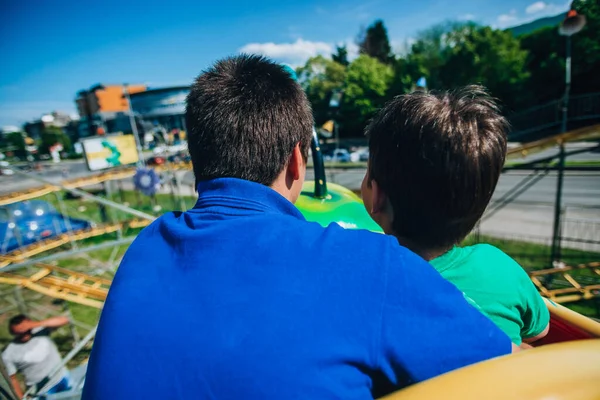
[361,86,549,346]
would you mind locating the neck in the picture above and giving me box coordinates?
[269,180,295,203]
[394,235,450,261]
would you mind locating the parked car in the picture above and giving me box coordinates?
[0,161,14,176]
[147,156,166,166]
[324,149,351,163]
[350,149,369,162]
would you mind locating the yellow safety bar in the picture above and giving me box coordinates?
[507,123,600,158]
[380,340,600,400]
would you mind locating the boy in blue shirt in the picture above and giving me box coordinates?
[361,86,550,347]
[83,58,513,400]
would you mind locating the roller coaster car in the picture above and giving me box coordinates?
[0,200,91,254]
[381,300,600,399]
[301,131,600,399]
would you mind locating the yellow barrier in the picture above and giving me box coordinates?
[507,123,600,158]
[380,340,600,400]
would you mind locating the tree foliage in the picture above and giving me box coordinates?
[39,126,72,155]
[332,45,349,66]
[296,55,347,125]
[439,25,530,110]
[296,6,599,137]
[6,132,27,157]
[357,20,393,64]
[341,55,393,136]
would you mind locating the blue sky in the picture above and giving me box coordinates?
[0,0,569,127]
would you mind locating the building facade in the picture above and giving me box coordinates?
[75,83,146,139]
[128,86,189,133]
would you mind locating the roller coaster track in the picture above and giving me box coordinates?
[0,162,192,207]
[0,263,110,309]
[529,262,600,304]
[0,220,151,269]
[507,124,600,158]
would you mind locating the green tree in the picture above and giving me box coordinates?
[357,20,393,64]
[520,26,564,104]
[6,131,27,158]
[332,45,349,66]
[520,0,600,106]
[39,126,72,155]
[439,25,530,109]
[572,0,600,93]
[296,55,347,125]
[341,55,394,136]
[399,21,474,91]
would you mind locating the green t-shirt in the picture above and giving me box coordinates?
[430,244,549,345]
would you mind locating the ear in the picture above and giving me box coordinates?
[370,179,388,215]
[287,143,304,181]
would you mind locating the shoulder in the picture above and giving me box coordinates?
[468,244,524,271]
[2,342,17,358]
[313,223,413,262]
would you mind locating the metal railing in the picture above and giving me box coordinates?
[510,92,600,140]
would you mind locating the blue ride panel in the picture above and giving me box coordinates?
[0,200,91,254]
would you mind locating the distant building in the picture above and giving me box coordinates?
[75,83,146,139]
[23,111,75,140]
[129,86,189,133]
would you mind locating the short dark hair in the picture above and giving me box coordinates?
[186,54,313,186]
[367,85,508,250]
[8,314,28,334]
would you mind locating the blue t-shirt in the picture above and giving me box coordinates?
[83,178,510,399]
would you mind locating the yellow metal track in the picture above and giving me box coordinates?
[0,220,150,269]
[0,162,192,207]
[529,261,600,303]
[0,263,111,309]
[507,124,600,158]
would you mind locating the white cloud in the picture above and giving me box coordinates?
[526,1,547,14]
[458,13,476,21]
[391,38,415,56]
[340,40,359,61]
[497,9,518,26]
[494,1,569,29]
[239,39,332,67]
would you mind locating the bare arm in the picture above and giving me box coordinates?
[10,375,23,399]
[11,316,70,335]
[37,316,70,330]
[523,323,550,344]
[511,343,522,353]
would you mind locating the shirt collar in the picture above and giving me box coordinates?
[193,177,305,220]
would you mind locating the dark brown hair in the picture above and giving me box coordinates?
[367,85,509,250]
[186,54,313,186]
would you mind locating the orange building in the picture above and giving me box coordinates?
[76,84,146,116]
[75,84,146,138]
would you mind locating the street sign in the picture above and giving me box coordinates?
[82,134,139,171]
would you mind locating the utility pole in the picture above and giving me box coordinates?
[123,84,145,167]
[551,9,586,266]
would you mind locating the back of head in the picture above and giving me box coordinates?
[186,54,313,186]
[8,314,28,334]
[367,85,508,251]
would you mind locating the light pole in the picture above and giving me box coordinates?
[550,7,586,266]
[329,90,343,153]
[123,83,145,167]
